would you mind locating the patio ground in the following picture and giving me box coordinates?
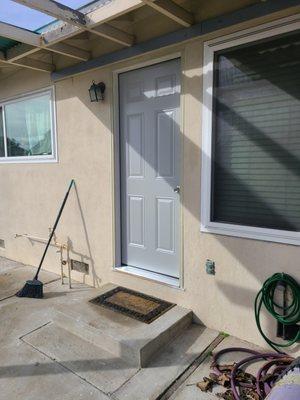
[0,257,279,400]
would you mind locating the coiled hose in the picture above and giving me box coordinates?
[254,272,300,352]
[212,348,294,400]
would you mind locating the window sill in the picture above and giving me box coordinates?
[0,156,57,164]
[201,222,300,246]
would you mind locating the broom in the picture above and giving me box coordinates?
[16,179,75,299]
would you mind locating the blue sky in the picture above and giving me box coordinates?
[0,0,93,31]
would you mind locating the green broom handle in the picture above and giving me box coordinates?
[34,179,75,280]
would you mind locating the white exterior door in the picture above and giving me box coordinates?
[119,59,181,278]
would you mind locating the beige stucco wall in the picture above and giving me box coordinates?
[0,6,299,350]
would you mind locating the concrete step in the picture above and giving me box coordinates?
[113,324,222,400]
[52,283,193,368]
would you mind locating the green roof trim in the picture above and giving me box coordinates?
[0,37,19,52]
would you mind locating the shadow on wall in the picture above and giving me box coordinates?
[16,182,102,289]
[54,38,299,342]
[66,183,102,288]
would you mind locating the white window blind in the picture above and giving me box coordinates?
[212,32,300,232]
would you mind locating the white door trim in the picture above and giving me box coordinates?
[111,53,184,288]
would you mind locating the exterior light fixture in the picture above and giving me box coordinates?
[89,81,106,102]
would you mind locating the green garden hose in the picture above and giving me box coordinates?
[254,272,300,352]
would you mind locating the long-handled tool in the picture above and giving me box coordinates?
[16,179,75,298]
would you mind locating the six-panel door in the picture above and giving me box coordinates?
[119,59,181,278]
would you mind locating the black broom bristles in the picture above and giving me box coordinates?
[16,279,43,298]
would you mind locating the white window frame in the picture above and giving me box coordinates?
[201,14,300,246]
[0,87,57,163]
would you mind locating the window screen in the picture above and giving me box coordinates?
[212,32,300,232]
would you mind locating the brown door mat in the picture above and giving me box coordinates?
[89,286,175,324]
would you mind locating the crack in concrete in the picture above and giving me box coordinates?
[19,321,53,340]
[110,367,141,396]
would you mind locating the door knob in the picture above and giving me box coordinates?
[174,186,180,193]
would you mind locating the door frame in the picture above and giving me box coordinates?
[111,52,185,288]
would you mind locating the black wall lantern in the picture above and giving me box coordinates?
[89,81,106,102]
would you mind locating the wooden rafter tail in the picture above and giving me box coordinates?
[6,44,38,62]
[0,21,41,47]
[11,0,88,28]
[142,0,193,27]
[7,42,91,62]
[90,24,135,47]
[12,57,55,72]
[46,43,90,61]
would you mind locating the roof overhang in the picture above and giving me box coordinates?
[0,0,299,77]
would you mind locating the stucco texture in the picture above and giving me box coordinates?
[0,5,299,350]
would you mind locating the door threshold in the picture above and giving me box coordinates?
[114,265,181,289]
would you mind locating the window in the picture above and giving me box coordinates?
[0,88,56,162]
[201,16,300,245]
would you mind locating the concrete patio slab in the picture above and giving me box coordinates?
[0,276,104,346]
[0,341,109,400]
[22,322,138,394]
